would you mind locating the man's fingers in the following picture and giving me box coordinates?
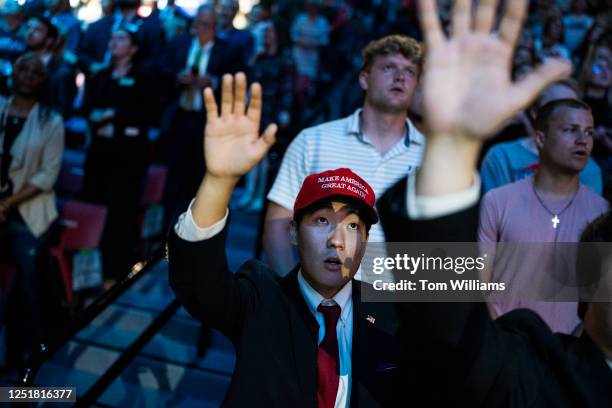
[510,59,572,110]
[451,0,471,36]
[474,0,498,34]
[419,0,445,48]
[220,74,233,118]
[247,82,262,124]
[498,0,527,47]
[233,72,247,115]
[203,87,218,125]
[257,123,277,152]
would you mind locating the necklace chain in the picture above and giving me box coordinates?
[532,182,579,229]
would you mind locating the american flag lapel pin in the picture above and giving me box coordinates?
[366,315,375,324]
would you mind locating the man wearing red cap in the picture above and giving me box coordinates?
[167,73,401,407]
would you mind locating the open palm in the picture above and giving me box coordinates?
[203,73,277,180]
[419,0,571,140]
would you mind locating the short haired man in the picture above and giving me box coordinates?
[478,99,609,333]
[264,34,426,276]
[480,79,603,194]
[167,74,401,407]
[25,16,76,117]
[44,0,81,53]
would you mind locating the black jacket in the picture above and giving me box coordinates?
[377,177,612,407]
[159,34,247,105]
[167,226,402,407]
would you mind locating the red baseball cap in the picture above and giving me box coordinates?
[293,168,378,224]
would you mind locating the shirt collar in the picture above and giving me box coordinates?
[192,37,214,50]
[346,108,426,148]
[297,270,352,323]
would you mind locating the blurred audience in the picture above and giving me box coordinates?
[80,27,157,284]
[217,0,254,66]
[237,22,294,212]
[78,0,164,75]
[290,0,329,108]
[160,4,244,229]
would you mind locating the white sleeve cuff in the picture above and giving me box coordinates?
[174,199,229,242]
[406,173,481,220]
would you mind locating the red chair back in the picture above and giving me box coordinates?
[140,165,167,206]
[59,200,107,250]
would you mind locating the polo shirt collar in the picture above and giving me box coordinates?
[346,108,425,148]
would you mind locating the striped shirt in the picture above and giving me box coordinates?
[268,108,425,246]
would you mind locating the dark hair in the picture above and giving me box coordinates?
[577,212,612,319]
[293,197,373,234]
[31,16,59,40]
[12,53,53,122]
[196,4,216,17]
[534,98,591,133]
[115,26,139,45]
[361,35,423,75]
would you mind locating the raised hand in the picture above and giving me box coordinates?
[189,73,277,228]
[203,73,277,181]
[419,0,571,141]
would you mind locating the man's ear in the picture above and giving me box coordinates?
[358,71,368,92]
[289,220,298,245]
[534,130,546,151]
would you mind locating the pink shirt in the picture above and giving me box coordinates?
[478,176,609,333]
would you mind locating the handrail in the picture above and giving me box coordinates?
[19,248,165,387]
[76,299,180,407]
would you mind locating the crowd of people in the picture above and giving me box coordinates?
[169,0,612,406]
[0,0,608,397]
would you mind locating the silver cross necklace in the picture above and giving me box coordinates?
[532,183,579,229]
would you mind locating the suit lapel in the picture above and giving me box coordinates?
[281,267,318,407]
[206,39,224,76]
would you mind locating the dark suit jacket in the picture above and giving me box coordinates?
[377,177,612,408]
[45,57,77,118]
[167,227,402,407]
[159,34,246,104]
[82,64,159,139]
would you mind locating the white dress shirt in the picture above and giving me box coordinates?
[174,202,353,407]
[179,39,214,112]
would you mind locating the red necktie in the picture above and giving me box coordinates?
[317,304,341,408]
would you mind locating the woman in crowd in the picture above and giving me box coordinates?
[0,54,64,367]
[81,27,158,286]
[537,13,571,61]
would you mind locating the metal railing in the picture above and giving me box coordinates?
[19,249,165,388]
